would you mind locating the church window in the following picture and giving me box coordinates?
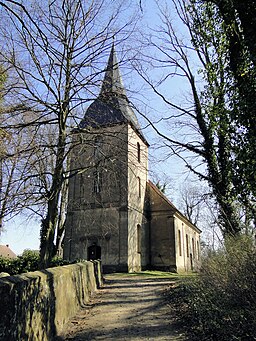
[94,136,103,159]
[186,234,189,257]
[137,224,141,253]
[93,170,102,193]
[197,240,200,260]
[137,142,141,162]
[138,176,141,198]
[192,238,195,258]
[178,230,182,256]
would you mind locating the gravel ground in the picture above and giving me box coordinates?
[60,273,186,341]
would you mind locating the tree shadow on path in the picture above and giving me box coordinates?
[58,274,186,341]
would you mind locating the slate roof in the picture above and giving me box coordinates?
[0,245,17,258]
[79,43,142,135]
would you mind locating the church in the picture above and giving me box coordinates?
[63,44,201,273]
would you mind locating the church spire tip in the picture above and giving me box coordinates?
[100,42,126,98]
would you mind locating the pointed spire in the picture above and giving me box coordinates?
[79,42,149,146]
[99,42,127,98]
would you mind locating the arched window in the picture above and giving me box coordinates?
[192,238,195,259]
[93,170,102,193]
[137,224,141,253]
[137,142,141,162]
[186,234,189,257]
[138,176,141,198]
[94,136,103,159]
[178,230,182,256]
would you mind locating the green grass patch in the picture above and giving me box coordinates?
[107,270,197,279]
[138,270,197,278]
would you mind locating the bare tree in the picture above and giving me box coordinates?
[179,182,207,226]
[178,180,222,245]
[0,0,139,267]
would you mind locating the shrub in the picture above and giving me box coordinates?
[0,256,16,275]
[50,255,71,267]
[0,249,40,275]
[0,250,73,275]
[169,235,256,340]
[19,249,40,273]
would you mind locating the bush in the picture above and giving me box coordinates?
[50,255,71,267]
[0,249,40,275]
[0,256,16,275]
[169,235,256,341]
[0,250,73,275]
[19,249,40,273]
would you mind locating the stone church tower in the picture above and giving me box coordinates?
[64,44,201,273]
[63,44,149,272]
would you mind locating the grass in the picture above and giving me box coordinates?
[138,270,197,278]
[106,270,197,279]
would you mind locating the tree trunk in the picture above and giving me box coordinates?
[56,174,69,257]
[39,130,66,268]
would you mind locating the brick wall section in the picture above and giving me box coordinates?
[0,261,102,341]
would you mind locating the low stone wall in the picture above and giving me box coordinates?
[0,261,102,341]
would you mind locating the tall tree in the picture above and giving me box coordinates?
[135,0,254,235]
[0,0,138,267]
[198,0,256,209]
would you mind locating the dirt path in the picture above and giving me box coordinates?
[60,273,185,341]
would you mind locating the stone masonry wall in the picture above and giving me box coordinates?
[0,261,102,341]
